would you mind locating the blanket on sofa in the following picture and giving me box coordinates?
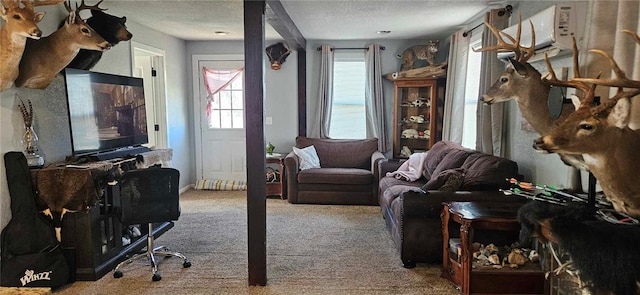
[386,152,428,181]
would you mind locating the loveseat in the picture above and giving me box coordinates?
[285,136,385,205]
[378,141,527,267]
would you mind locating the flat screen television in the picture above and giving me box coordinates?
[64,68,149,157]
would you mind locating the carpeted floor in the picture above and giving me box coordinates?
[53,190,458,295]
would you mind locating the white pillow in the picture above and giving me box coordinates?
[293,145,321,170]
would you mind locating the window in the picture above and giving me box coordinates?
[203,69,244,129]
[329,52,366,139]
[461,37,483,149]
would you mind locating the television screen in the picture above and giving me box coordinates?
[64,68,149,156]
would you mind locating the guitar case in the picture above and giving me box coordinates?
[1,152,69,288]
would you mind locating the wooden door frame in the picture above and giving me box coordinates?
[130,41,168,149]
[191,54,244,180]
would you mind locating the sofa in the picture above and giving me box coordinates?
[285,136,385,205]
[378,141,527,268]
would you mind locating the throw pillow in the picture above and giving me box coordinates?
[421,168,466,191]
[438,169,465,191]
[293,145,321,170]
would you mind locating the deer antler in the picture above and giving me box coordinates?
[573,31,640,89]
[543,37,598,106]
[19,0,64,10]
[63,0,105,19]
[76,0,105,12]
[473,14,536,63]
[2,0,20,9]
[622,30,640,45]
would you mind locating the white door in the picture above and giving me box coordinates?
[132,42,168,149]
[194,57,246,181]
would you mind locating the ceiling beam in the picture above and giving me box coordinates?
[265,0,306,49]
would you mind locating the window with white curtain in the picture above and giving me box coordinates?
[461,36,483,149]
[329,51,366,139]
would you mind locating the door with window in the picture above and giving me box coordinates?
[196,58,246,181]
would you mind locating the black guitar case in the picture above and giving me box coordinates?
[1,152,69,287]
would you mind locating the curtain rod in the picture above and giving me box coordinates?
[462,4,512,37]
[462,23,483,37]
[316,46,386,51]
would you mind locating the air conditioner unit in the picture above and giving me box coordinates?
[497,3,585,61]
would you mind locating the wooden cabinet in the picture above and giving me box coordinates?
[390,77,445,159]
[441,202,544,295]
[266,154,285,199]
[62,183,173,281]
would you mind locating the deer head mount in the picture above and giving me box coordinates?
[265,42,291,70]
[15,0,111,89]
[65,2,133,70]
[534,31,640,218]
[476,15,587,171]
[0,0,64,91]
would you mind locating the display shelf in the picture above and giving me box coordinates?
[389,77,445,159]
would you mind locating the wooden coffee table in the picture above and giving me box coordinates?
[441,201,544,295]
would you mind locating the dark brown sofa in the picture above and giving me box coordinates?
[285,136,385,205]
[378,141,527,267]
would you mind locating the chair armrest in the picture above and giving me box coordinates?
[284,151,299,175]
[371,151,386,177]
[378,159,404,179]
[284,151,299,203]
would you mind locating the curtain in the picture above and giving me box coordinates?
[202,67,244,118]
[309,44,334,138]
[476,9,509,156]
[364,43,389,152]
[442,30,471,144]
[582,0,639,129]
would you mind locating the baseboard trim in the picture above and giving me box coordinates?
[179,184,193,194]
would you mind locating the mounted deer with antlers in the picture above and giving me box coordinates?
[0,0,64,91]
[15,0,110,89]
[534,30,640,218]
[475,16,588,195]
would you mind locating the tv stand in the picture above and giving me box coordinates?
[88,146,151,161]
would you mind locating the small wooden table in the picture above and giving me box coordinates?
[441,202,544,295]
[266,154,285,199]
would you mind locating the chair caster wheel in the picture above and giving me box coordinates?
[113,270,123,278]
[403,261,416,268]
[183,261,192,268]
[152,273,162,281]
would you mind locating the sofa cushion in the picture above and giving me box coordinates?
[297,168,372,185]
[460,153,518,190]
[293,145,321,170]
[422,141,462,180]
[296,137,378,170]
[379,175,424,198]
[428,148,473,180]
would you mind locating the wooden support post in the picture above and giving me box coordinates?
[244,0,267,286]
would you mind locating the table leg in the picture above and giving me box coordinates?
[460,222,473,295]
[441,207,450,278]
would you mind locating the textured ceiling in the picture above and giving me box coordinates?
[101,0,503,41]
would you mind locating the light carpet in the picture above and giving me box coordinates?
[53,190,458,295]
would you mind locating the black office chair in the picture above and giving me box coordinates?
[113,167,191,281]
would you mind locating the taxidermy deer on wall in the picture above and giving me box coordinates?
[15,0,110,89]
[475,17,588,195]
[0,0,64,91]
[64,0,132,70]
[534,30,640,218]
